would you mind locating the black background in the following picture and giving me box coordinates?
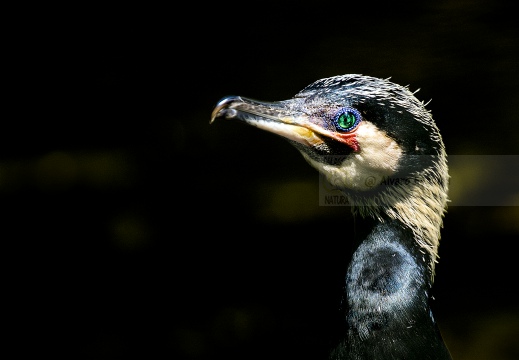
[7,1,519,359]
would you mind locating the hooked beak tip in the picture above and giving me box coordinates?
[210,96,242,124]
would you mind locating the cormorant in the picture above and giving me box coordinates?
[210,74,452,360]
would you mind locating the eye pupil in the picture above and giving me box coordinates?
[334,107,361,132]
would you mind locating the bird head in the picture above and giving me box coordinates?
[211,74,449,274]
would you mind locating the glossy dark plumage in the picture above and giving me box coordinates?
[211,74,452,359]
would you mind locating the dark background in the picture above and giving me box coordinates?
[8,1,518,359]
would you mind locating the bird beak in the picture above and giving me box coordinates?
[210,96,358,150]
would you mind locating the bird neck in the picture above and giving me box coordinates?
[346,158,449,279]
[331,218,451,360]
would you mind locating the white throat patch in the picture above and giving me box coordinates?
[302,121,403,191]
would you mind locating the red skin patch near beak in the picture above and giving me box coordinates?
[335,132,360,152]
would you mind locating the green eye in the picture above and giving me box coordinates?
[337,112,356,129]
[333,107,361,132]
